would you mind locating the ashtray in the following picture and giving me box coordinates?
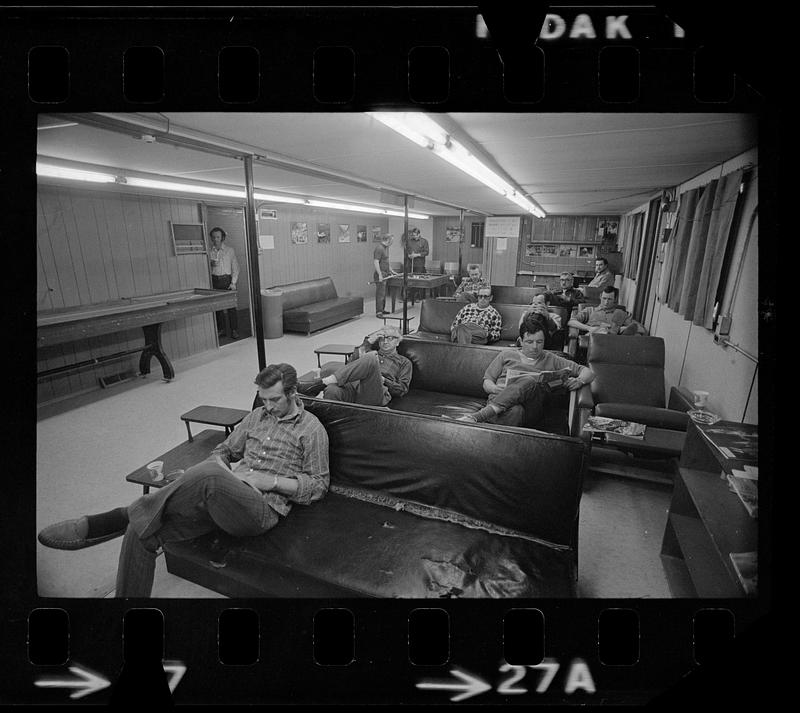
[688,410,720,425]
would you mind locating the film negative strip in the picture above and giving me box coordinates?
[1,3,777,707]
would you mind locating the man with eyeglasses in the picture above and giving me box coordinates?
[297,326,412,406]
[550,272,586,314]
[450,288,502,345]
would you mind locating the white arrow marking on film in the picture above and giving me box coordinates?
[163,661,187,693]
[35,664,111,700]
[417,667,492,702]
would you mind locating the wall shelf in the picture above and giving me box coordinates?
[660,421,758,598]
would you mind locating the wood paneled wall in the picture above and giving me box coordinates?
[431,216,487,274]
[37,185,216,404]
[257,207,388,297]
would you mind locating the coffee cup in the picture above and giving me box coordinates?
[146,460,164,481]
[692,390,709,409]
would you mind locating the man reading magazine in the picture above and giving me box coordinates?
[457,319,594,429]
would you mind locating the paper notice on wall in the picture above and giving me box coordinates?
[258,234,275,250]
[484,216,520,238]
[495,238,508,252]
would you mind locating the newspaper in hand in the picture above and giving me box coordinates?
[583,416,647,438]
[505,366,572,392]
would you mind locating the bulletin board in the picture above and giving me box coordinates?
[170,222,208,255]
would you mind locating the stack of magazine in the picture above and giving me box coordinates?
[725,465,758,518]
[582,416,647,439]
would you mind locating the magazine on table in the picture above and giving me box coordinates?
[700,421,758,464]
[505,366,572,391]
[726,471,758,518]
[582,416,647,439]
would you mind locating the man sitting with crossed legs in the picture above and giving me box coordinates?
[298,326,412,406]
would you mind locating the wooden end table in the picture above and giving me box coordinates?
[382,314,416,330]
[313,344,355,367]
[588,426,686,486]
[180,405,250,442]
[126,429,228,494]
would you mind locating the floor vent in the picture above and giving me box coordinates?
[98,370,136,388]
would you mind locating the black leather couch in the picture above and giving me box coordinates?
[489,285,545,305]
[163,399,587,598]
[268,277,363,334]
[407,299,567,350]
[406,299,530,348]
[391,339,571,434]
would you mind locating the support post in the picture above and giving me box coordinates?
[402,196,409,334]
[458,208,465,279]
[243,155,266,370]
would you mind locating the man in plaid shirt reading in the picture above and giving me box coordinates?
[450,287,503,345]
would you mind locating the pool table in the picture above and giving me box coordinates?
[385,274,451,313]
[37,288,237,380]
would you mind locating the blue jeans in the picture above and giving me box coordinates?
[115,462,280,597]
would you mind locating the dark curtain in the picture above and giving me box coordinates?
[631,198,662,318]
[665,188,699,312]
[622,212,644,279]
[678,179,719,318]
[693,169,745,327]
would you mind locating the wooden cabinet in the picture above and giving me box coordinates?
[516,215,621,288]
[660,421,758,598]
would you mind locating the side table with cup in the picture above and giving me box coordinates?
[126,429,228,494]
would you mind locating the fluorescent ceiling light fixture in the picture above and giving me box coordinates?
[125,177,246,198]
[254,191,306,205]
[306,198,429,220]
[368,112,546,218]
[36,162,116,184]
[36,162,429,219]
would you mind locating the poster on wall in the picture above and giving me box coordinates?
[525,243,537,257]
[356,225,367,242]
[291,222,308,244]
[316,223,331,243]
[596,219,606,239]
[371,226,382,242]
[445,226,463,243]
[540,244,557,255]
[579,245,595,257]
[258,234,275,251]
[559,245,577,257]
[604,220,618,239]
[338,224,351,243]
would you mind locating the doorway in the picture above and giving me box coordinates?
[205,205,252,344]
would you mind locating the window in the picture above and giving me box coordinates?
[470,222,484,248]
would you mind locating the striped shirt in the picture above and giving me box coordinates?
[210,396,329,516]
[209,243,240,284]
[451,303,503,343]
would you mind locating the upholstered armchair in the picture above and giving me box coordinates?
[565,304,645,362]
[572,334,695,459]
